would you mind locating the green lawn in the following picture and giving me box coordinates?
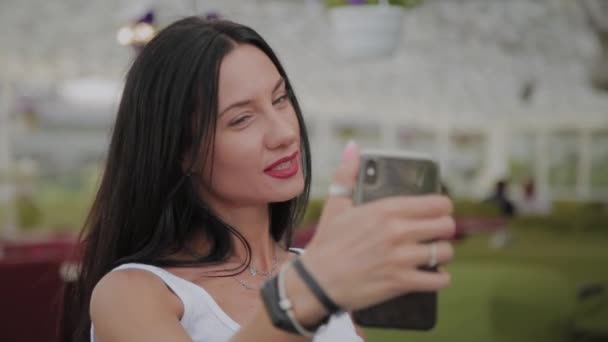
[364,228,608,342]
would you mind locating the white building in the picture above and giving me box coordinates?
[0,0,607,218]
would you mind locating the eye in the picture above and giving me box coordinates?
[272,93,290,106]
[229,115,252,127]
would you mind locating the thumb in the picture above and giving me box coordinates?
[318,140,360,227]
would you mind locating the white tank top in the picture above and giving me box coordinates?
[90,255,363,341]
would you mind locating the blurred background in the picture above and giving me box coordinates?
[0,0,607,341]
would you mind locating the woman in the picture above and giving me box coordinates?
[63,17,455,341]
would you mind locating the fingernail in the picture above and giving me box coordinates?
[343,140,357,161]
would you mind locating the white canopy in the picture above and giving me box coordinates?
[0,0,606,126]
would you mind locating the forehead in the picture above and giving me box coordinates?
[218,44,282,104]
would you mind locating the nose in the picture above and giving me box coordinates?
[264,109,298,151]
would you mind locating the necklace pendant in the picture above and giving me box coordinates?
[249,267,257,276]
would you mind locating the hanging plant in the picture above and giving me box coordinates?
[325,0,424,60]
[324,0,424,9]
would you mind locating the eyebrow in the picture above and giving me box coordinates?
[218,78,285,117]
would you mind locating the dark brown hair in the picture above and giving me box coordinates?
[61,17,311,341]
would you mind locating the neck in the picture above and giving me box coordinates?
[208,201,282,272]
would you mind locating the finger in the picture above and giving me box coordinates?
[366,195,453,219]
[404,269,452,292]
[393,241,454,268]
[398,216,456,243]
[318,141,360,226]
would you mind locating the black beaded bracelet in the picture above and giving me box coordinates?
[292,258,342,315]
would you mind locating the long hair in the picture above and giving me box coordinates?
[61,17,311,341]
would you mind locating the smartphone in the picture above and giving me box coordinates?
[352,149,440,330]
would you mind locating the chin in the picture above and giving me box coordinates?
[269,179,305,202]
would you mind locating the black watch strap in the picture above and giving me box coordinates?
[292,258,341,314]
[261,276,299,334]
[261,275,330,335]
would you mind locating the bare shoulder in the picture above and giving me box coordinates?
[90,268,188,341]
[91,268,183,318]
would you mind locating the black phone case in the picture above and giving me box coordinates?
[352,152,440,330]
[353,290,437,330]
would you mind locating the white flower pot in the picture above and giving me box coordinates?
[328,5,404,60]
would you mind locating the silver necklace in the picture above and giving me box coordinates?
[233,277,264,291]
[233,248,281,291]
[248,252,279,278]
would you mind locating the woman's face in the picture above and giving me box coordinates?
[200,44,304,207]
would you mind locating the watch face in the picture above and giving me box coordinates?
[261,274,328,335]
[261,277,299,333]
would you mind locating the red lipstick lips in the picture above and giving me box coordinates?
[264,151,299,179]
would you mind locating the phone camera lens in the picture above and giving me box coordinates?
[364,159,378,185]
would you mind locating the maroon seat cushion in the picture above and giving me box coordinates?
[0,237,80,342]
[0,259,66,342]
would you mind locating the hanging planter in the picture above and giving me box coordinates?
[326,0,423,61]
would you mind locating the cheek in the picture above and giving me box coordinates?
[288,109,301,133]
[210,130,263,185]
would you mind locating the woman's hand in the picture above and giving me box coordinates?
[302,142,455,312]
[235,142,455,341]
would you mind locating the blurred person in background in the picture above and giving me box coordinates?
[516,178,552,216]
[60,17,455,342]
[485,179,517,218]
[484,179,516,248]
